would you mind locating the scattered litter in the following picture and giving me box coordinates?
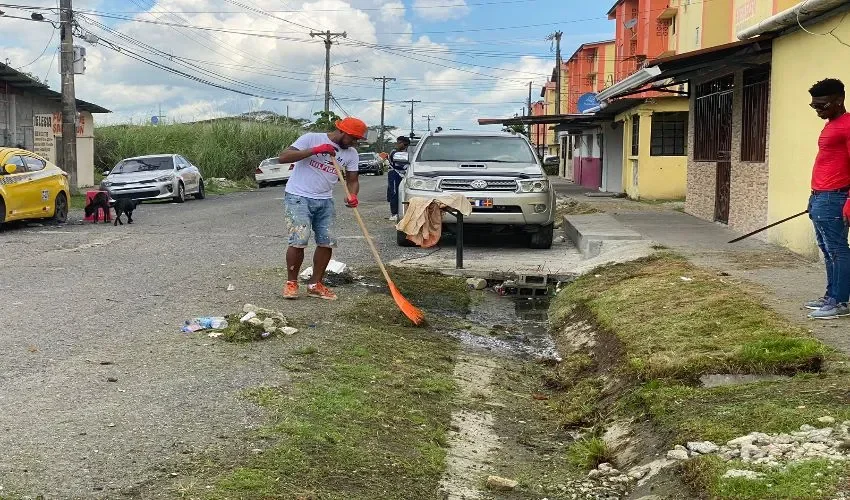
[299,259,357,286]
[226,284,235,292]
[182,316,228,332]
[106,377,118,383]
[240,311,257,323]
[466,277,487,290]
[723,469,766,480]
[486,475,518,491]
[261,332,272,339]
[107,423,116,428]
[680,276,694,282]
[281,326,299,336]
[208,331,223,338]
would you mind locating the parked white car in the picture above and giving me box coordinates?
[255,157,294,187]
[101,154,205,203]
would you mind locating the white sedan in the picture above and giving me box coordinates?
[255,157,294,188]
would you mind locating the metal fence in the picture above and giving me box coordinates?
[694,75,734,162]
[741,67,770,162]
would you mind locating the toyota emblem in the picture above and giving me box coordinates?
[470,179,488,190]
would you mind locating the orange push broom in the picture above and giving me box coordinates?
[329,156,425,326]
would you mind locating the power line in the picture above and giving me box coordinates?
[16,25,55,69]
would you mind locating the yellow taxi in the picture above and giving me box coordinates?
[0,148,70,226]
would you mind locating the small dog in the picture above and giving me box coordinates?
[113,198,139,226]
[84,192,111,223]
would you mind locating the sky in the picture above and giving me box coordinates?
[0,0,613,135]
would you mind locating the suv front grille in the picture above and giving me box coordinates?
[439,178,517,192]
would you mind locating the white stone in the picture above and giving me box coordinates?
[774,434,793,444]
[722,469,766,480]
[819,416,836,425]
[466,277,488,290]
[597,463,614,474]
[666,449,689,461]
[801,424,817,432]
[728,434,757,447]
[281,326,299,336]
[687,441,719,455]
[740,444,763,462]
[808,428,834,443]
[587,469,602,479]
[627,466,650,480]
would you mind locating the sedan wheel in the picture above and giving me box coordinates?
[174,182,186,203]
[51,192,68,223]
[195,180,206,200]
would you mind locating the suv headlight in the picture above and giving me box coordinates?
[155,174,175,182]
[518,179,549,193]
[407,176,439,191]
[101,180,112,187]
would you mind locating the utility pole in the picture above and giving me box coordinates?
[374,76,395,152]
[547,31,563,115]
[527,81,532,138]
[60,0,78,191]
[310,30,347,113]
[421,114,435,131]
[406,99,421,139]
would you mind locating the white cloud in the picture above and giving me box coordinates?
[412,0,470,22]
[0,0,553,134]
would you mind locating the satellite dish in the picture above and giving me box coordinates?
[624,18,638,30]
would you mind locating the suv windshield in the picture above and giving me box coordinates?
[359,153,377,161]
[113,157,174,173]
[416,136,536,163]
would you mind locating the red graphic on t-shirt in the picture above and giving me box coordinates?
[308,157,344,175]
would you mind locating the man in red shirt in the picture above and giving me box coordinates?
[806,78,850,319]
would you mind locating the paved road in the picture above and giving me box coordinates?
[0,174,426,497]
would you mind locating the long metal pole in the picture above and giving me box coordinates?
[310,30,346,114]
[407,99,421,138]
[374,76,395,152]
[555,31,562,115]
[60,0,78,192]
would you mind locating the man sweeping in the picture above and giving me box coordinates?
[278,117,365,300]
[806,78,850,320]
[387,136,411,222]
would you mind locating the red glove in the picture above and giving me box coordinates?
[844,199,850,224]
[311,144,337,156]
[345,194,359,208]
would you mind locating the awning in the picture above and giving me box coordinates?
[0,62,111,113]
[478,98,642,127]
[595,37,774,102]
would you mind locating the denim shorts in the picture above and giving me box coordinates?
[284,193,337,248]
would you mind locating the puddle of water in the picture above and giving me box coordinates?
[700,373,792,388]
[447,291,561,361]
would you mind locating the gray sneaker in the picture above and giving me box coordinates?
[808,302,850,320]
[805,297,829,310]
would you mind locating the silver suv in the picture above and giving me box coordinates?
[398,131,555,249]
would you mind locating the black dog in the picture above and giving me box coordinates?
[84,192,110,223]
[113,198,139,226]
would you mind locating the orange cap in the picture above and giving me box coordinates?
[335,117,367,139]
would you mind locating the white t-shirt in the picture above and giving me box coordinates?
[284,132,359,199]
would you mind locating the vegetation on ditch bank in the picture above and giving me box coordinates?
[171,268,465,499]
[536,254,850,499]
[95,121,301,180]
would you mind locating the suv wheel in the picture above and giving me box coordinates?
[528,224,554,249]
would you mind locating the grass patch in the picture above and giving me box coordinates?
[567,437,615,470]
[552,254,828,380]
[205,177,258,195]
[186,296,459,498]
[683,455,848,500]
[631,373,850,444]
[556,199,602,220]
[95,121,300,180]
[70,194,87,211]
[360,266,471,319]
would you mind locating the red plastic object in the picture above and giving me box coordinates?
[83,190,111,222]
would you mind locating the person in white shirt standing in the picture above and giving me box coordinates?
[278,117,366,300]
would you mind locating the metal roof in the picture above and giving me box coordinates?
[0,62,111,113]
[477,98,642,127]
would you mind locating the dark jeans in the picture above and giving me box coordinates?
[387,169,403,216]
[809,191,850,304]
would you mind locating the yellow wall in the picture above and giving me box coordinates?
[603,42,616,89]
[544,86,557,146]
[767,11,850,257]
[672,0,705,53]
[618,98,689,200]
[703,0,734,48]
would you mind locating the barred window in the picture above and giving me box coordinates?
[650,112,688,156]
[631,115,640,156]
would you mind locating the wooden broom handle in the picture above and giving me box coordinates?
[329,156,394,285]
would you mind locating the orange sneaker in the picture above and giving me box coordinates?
[283,280,299,299]
[307,282,338,301]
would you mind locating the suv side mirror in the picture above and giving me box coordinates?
[102,170,110,176]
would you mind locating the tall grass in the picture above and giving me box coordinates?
[95,120,302,180]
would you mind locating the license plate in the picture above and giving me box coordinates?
[469,198,494,208]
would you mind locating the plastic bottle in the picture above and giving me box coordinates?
[192,316,229,329]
